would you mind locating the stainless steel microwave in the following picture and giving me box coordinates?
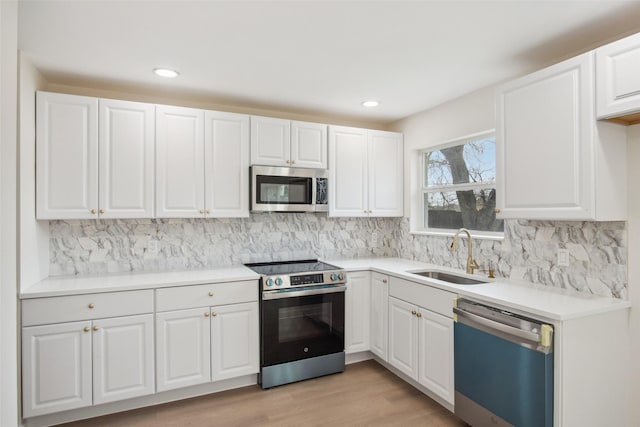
[251,165,328,213]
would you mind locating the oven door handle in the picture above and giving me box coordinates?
[262,285,347,300]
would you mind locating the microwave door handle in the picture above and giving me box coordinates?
[312,176,317,205]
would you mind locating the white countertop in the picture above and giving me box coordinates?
[22,257,630,321]
[325,257,631,322]
[21,266,260,298]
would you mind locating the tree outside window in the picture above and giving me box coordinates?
[421,131,503,233]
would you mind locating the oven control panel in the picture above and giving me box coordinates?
[262,270,345,291]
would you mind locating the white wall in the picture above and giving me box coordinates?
[626,124,640,424]
[390,86,495,223]
[1,1,20,425]
[20,55,48,287]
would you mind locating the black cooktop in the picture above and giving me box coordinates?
[245,259,342,276]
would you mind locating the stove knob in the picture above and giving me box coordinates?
[275,277,283,287]
[338,273,344,280]
[330,273,339,281]
[266,278,274,287]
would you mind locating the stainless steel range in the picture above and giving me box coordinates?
[245,259,346,389]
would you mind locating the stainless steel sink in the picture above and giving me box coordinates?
[408,270,488,285]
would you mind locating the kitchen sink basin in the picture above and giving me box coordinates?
[408,270,488,285]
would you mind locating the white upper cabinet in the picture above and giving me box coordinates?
[496,52,627,220]
[204,111,250,217]
[99,99,155,218]
[368,130,404,216]
[251,116,327,168]
[329,126,403,217]
[36,92,99,219]
[596,32,640,122]
[291,121,328,168]
[156,105,205,218]
[37,92,155,219]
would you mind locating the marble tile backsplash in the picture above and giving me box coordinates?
[49,214,403,276]
[396,218,627,299]
[49,215,627,299]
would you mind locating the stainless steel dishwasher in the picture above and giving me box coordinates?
[453,299,554,427]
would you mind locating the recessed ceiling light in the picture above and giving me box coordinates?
[361,100,380,108]
[153,68,179,78]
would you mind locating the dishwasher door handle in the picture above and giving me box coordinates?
[454,306,541,344]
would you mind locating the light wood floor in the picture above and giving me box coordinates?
[60,360,468,426]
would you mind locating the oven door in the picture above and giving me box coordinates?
[261,286,345,367]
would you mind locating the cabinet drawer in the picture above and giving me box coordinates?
[389,277,456,318]
[22,290,153,326]
[156,280,258,312]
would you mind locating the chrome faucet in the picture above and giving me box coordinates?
[451,228,480,274]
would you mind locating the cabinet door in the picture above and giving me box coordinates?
[496,52,595,220]
[156,105,205,217]
[156,308,211,392]
[596,32,640,119]
[92,314,154,405]
[291,121,327,169]
[388,297,418,380]
[345,271,371,353]
[204,111,250,217]
[22,321,92,417]
[370,272,389,361]
[368,131,403,217]
[211,302,259,381]
[250,116,290,166]
[99,99,155,218]
[418,309,454,405]
[36,92,98,219]
[329,126,368,217]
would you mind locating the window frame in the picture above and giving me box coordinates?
[414,129,503,239]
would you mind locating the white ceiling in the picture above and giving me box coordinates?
[17,0,640,124]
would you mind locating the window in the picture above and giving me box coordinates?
[420,130,503,234]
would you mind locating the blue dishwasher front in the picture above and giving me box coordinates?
[453,299,554,427]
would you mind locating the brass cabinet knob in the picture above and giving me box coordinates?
[93,326,99,331]
[382,279,387,284]
[205,209,210,214]
[290,160,295,164]
[411,310,417,316]
[99,209,105,214]
[83,327,90,332]
[204,312,210,317]
[416,312,422,318]
[208,291,214,297]
[495,208,501,214]
[285,160,291,164]
[199,209,204,214]
[90,209,96,214]
[88,303,95,309]
[211,312,217,317]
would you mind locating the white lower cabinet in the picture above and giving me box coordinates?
[22,321,92,417]
[369,272,389,361]
[345,271,371,353]
[22,314,155,417]
[156,302,259,391]
[92,314,155,405]
[210,302,259,381]
[417,309,454,404]
[155,281,259,393]
[388,297,419,378]
[156,308,211,392]
[388,277,455,406]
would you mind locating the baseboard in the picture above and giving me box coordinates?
[23,374,257,427]
[345,350,373,364]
